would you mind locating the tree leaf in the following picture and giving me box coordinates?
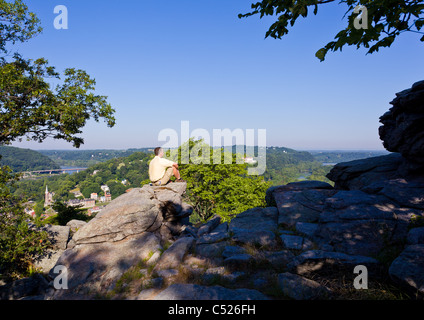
[315,48,328,61]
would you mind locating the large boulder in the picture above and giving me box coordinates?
[71,183,190,246]
[229,207,279,247]
[326,153,403,191]
[389,244,424,295]
[153,236,195,271]
[407,227,424,245]
[270,182,336,227]
[326,154,424,213]
[324,86,424,259]
[376,178,424,210]
[66,220,87,233]
[41,224,70,250]
[379,80,424,170]
[152,283,268,300]
[49,183,191,299]
[313,190,418,256]
[31,224,71,275]
[287,250,380,276]
[50,232,162,299]
[0,274,49,300]
[278,272,332,300]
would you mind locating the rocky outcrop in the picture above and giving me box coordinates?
[271,181,336,226]
[45,182,193,299]
[32,224,71,276]
[379,80,424,171]
[229,207,279,247]
[5,177,422,300]
[287,250,380,276]
[389,244,424,295]
[326,153,424,212]
[52,232,162,298]
[326,153,403,190]
[152,283,268,300]
[0,274,49,300]
[69,183,192,247]
[278,272,332,300]
[320,80,424,296]
[153,237,195,271]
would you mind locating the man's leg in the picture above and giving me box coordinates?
[173,166,180,180]
[158,167,174,185]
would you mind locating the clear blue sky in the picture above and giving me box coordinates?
[9,0,424,151]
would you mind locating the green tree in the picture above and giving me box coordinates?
[174,139,272,222]
[0,54,115,147]
[0,165,50,279]
[0,0,41,54]
[33,200,44,218]
[79,180,100,199]
[239,0,424,61]
[55,180,74,200]
[50,201,89,226]
[108,181,127,198]
[1,0,115,147]
[0,0,115,279]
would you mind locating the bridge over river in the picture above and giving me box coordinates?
[22,167,88,176]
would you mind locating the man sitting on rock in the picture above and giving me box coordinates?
[149,147,184,185]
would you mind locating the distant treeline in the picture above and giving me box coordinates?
[39,148,155,167]
[309,150,389,163]
[39,146,387,168]
[9,146,391,207]
[262,147,331,185]
[0,146,60,172]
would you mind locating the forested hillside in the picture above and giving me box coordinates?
[14,146,388,207]
[39,148,153,167]
[262,147,332,185]
[12,146,334,207]
[12,151,152,205]
[0,146,60,172]
[310,150,389,163]
[13,145,392,220]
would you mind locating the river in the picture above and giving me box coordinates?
[60,166,88,174]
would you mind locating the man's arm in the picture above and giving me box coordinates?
[159,157,178,168]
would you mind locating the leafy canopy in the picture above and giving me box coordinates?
[167,139,272,223]
[0,54,116,148]
[0,0,115,148]
[0,165,51,278]
[239,0,424,61]
[48,201,91,226]
[0,0,115,279]
[0,0,41,53]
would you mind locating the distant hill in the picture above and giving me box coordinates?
[0,146,60,172]
[309,150,390,164]
[224,145,315,165]
[37,146,388,169]
[39,148,155,167]
[265,146,315,165]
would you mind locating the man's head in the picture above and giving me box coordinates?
[154,147,164,157]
